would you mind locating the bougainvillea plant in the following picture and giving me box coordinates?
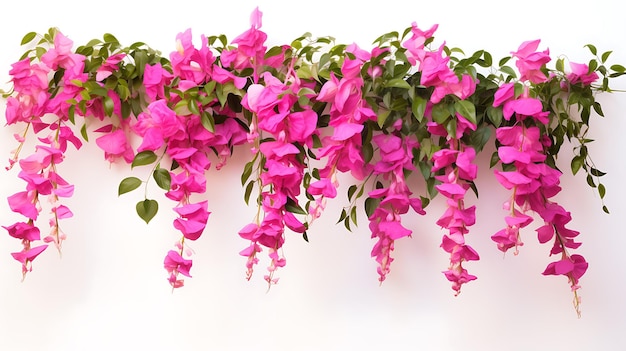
[2,8,624,316]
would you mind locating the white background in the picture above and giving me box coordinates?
[1,1,625,350]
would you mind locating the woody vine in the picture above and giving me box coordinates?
[1,8,623,316]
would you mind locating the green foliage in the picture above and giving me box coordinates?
[136,199,159,224]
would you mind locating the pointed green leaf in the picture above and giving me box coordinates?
[570,155,584,175]
[585,44,597,55]
[244,180,255,205]
[201,111,215,133]
[241,160,254,186]
[377,109,391,128]
[347,185,357,201]
[136,199,159,224]
[454,100,476,125]
[350,206,358,226]
[385,78,411,89]
[103,96,114,117]
[119,177,142,196]
[80,123,89,141]
[412,95,427,122]
[21,32,37,46]
[285,197,307,215]
[132,150,157,168]
[598,183,606,199]
[153,168,171,191]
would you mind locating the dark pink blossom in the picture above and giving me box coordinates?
[3,222,40,241]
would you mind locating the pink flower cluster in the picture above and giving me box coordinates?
[239,71,316,285]
[431,144,480,295]
[309,44,378,221]
[492,40,589,312]
[4,31,85,278]
[137,27,250,287]
[368,128,425,282]
[236,10,316,285]
[403,22,476,104]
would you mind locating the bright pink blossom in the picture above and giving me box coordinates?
[172,201,210,241]
[11,244,48,277]
[566,62,599,86]
[511,39,550,84]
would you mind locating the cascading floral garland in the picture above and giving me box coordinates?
[1,7,623,315]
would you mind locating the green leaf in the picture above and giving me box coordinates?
[265,45,283,59]
[103,33,119,44]
[601,50,612,63]
[412,95,427,122]
[152,168,171,191]
[500,66,517,78]
[241,160,254,185]
[431,103,450,124]
[364,197,380,218]
[244,180,255,205]
[570,155,584,175]
[350,206,358,226]
[590,168,606,177]
[377,109,391,128]
[585,44,597,55]
[136,199,159,224]
[486,106,503,127]
[132,150,157,168]
[187,98,200,115]
[103,96,114,117]
[336,208,347,224]
[118,177,142,196]
[469,126,491,152]
[80,123,89,141]
[385,78,411,89]
[347,185,357,201]
[21,32,37,45]
[598,183,606,199]
[201,111,215,133]
[285,197,307,215]
[454,100,476,125]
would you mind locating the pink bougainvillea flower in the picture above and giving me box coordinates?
[41,32,85,76]
[96,53,126,81]
[11,244,48,277]
[7,190,39,220]
[493,82,516,108]
[95,129,134,163]
[402,22,438,66]
[164,250,193,288]
[542,254,588,281]
[250,6,262,29]
[511,39,551,84]
[3,222,41,241]
[307,178,338,198]
[566,62,599,86]
[172,201,209,241]
[143,63,174,102]
[19,145,64,174]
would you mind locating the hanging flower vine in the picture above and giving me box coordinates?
[1,7,624,316]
